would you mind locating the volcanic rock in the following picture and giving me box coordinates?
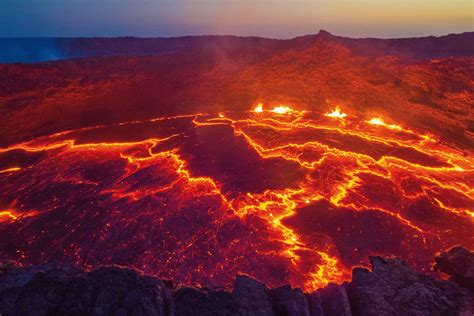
[1,252,473,315]
[233,274,273,315]
[305,291,324,316]
[174,286,237,315]
[316,284,351,316]
[434,245,474,292]
[0,263,171,316]
[0,263,81,315]
[348,256,473,316]
[269,285,310,316]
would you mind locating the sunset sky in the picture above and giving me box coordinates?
[1,0,472,38]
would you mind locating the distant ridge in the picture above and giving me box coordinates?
[0,31,473,63]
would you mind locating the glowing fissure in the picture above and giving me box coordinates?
[0,104,472,291]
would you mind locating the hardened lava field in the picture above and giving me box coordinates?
[0,104,472,291]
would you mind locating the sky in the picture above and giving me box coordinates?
[0,0,472,38]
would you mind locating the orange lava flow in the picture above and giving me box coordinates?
[0,167,22,174]
[0,105,472,291]
[0,211,18,222]
[0,209,38,222]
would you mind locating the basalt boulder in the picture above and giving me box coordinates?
[434,245,474,292]
[347,256,473,316]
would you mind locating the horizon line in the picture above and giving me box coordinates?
[0,30,473,41]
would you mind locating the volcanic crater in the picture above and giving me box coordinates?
[0,32,473,292]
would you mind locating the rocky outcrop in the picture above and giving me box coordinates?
[233,274,273,315]
[348,256,472,316]
[434,245,474,292]
[174,286,236,315]
[318,284,351,316]
[269,285,310,316]
[1,248,473,315]
[0,262,173,316]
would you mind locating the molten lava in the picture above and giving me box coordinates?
[325,106,347,119]
[254,103,264,113]
[0,103,472,291]
[0,167,21,174]
[271,106,293,114]
[367,117,403,131]
[0,211,17,222]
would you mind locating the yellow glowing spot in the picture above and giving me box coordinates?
[366,117,402,131]
[218,113,224,118]
[325,106,347,119]
[421,134,436,142]
[271,106,292,114]
[367,118,384,126]
[254,103,264,113]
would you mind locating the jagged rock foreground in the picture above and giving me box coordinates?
[1,247,472,315]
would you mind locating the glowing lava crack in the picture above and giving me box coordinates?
[0,105,472,291]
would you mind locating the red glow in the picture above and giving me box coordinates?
[0,103,472,291]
